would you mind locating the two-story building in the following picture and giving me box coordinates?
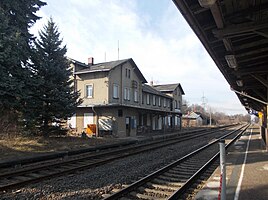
[68,57,185,137]
[153,83,185,129]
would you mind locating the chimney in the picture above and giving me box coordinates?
[150,80,153,86]
[88,57,94,66]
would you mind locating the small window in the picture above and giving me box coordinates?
[86,84,93,98]
[134,90,138,102]
[125,68,128,77]
[142,93,145,104]
[113,84,119,98]
[128,69,131,78]
[153,95,156,106]
[146,94,150,105]
[174,100,178,109]
[124,88,128,100]
[164,98,166,107]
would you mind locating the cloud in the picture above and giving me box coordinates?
[30,0,247,115]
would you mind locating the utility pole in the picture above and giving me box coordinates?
[202,93,212,126]
[201,92,207,111]
[209,106,212,126]
[117,40,119,60]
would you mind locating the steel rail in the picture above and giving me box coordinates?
[0,124,242,193]
[168,123,249,199]
[0,124,236,169]
[103,123,249,200]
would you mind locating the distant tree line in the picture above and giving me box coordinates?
[182,100,251,125]
[0,0,81,136]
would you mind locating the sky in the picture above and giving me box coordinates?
[30,0,248,115]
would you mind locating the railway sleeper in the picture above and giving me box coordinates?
[152,178,184,187]
[173,165,199,172]
[176,163,203,169]
[158,175,183,182]
[38,170,55,175]
[163,171,188,179]
[133,191,167,200]
[138,187,174,196]
[146,182,177,191]
[171,168,197,175]
[178,162,205,167]
[167,170,192,177]
[11,175,33,182]
[27,173,42,178]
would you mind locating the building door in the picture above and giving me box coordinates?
[126,117,131,136]
[84,113,94,128]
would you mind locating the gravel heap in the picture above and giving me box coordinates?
[1,131,227,200]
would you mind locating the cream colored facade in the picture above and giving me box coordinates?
[69,58,185,137]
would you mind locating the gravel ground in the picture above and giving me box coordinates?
[1,131,229,200]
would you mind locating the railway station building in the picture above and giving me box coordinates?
[68,58,185,137]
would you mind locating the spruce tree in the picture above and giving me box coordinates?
[32,18,81,135]
[0,0,46,133]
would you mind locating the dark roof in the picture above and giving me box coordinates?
[153,83,185,95]
[72,58,147,83]
[173,0,268,113]
[142,84,172,99]
[74,59,129,74]
[68,57,88,68]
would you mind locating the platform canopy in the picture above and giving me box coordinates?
[173,0,268,113]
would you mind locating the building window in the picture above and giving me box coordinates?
[142,93,145,104]
[125,68,128,77]
[163,98,166,107]
[153,95,156,106]
[174,100,178,109]
[85,84,93,98]
[113,84,119,98]
[127,88,130,100]
[128,69,131,78]
[124,88,130,101]
[146,94,150,105]
[158,97,161,107]
[124,88,128,100]
[134,90,138,102]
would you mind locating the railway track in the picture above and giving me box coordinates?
[103,124,249,200]
[0,124,243,193]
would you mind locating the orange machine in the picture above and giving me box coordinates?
[86,124,96,136]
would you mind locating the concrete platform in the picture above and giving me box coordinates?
[195,125,268,200]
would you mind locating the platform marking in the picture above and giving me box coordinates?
[262,164,268,171]
[233,128,252,200]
